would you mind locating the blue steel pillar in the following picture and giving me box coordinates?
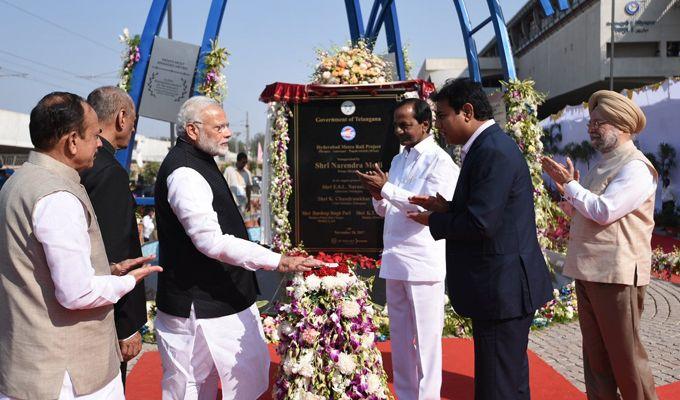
[192,0,229,96]
[344,0,365,43]
[452,0,482,82]
[358,0,406,80]
[383,1,406,80]
[485,0,516,80]
[116,0,169,169]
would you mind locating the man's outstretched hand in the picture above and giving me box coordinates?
[110,254,156,276]
[127,264,163,283]
[409,192,450,213]
[278,255,324,273]
[406,210,432,226]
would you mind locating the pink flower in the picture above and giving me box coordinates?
[301,328,320,344]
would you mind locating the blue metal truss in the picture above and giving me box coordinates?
[121,0,573,172]
[343,0,406,81]
[452,0,517,82]
[118,0,230,170]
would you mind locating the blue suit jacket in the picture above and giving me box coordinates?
[429,123,552,320]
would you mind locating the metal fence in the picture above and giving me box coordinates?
[0,153,29,167]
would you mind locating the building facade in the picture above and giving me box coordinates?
[419,0,680,117]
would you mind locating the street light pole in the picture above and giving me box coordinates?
[610,0,615,90]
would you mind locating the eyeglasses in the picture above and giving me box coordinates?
[586,119,611,129]
[189,121,229,133]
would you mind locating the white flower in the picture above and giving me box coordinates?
[292,274,305,286]
[278,321,293,337]
[292,350,315,377]
[303,392,323,400]
[331,371,349,393]
[341,46,350,52]
[294,285,307,299]
[337,353,356,375]
[305,274,321,291]
[322,71,331,80]
[376,76,386,83]
[366,373,383,395]
[565,306,575,319]
[321,275,342,290]
[340,300,360,319]
[361,332,375,349]
[282,356,294,375]
[336,273,355,288]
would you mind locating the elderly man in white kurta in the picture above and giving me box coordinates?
[0,92,160,400]
[357,98,459,400]
[542,90,658,400]
[153,96,321,400]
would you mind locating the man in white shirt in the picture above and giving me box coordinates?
[357,98,459,400]
[141,207,155,242]
[542,90,658,399]
[223,152,252,216]
[0,92,161,400]
[153,96,322,399]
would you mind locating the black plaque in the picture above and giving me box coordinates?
[290,94,401,255]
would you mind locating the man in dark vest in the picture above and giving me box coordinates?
[80,86,147,389]
[154,96,321,399]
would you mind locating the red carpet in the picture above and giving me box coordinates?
[652,232,680,253]
[127,338,590,399]
[658,381,680,398]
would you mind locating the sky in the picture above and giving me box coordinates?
[0,0,524,142]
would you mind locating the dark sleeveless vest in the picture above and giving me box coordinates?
[154,139,259,318]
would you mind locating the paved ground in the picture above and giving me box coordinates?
[127,279,680,393]
[529,278,680,391]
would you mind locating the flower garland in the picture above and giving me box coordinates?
[268,102,293,251]
[532,282,578,329]
[652,246,680,280]
[312,40,391,85]
[502,80,564,251]
[269,252,393,400]
[197,39,230,103]
[117,28,140,92]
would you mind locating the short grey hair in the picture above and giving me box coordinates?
[176,96,219,138]
[86,86,134,123]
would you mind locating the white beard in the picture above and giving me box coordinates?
[196,132,228,157]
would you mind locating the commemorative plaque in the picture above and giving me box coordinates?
[290,93,401,256]
[139,37,200,123]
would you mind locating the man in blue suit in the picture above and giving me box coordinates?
[409,79,552,400]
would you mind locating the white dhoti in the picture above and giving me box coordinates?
[386,279,445,400]
[0,372,124,400]
[155,303,270,400]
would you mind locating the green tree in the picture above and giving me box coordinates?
[139,161,160,184]
[541,124,563,155]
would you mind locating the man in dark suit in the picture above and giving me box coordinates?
[80,86,147,388]
[409,79,552,400]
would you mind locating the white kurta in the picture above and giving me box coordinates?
[0,191,133,400]
[372,135,459,400]
[156,167,280,400]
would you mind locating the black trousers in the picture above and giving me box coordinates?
[472,313,534,400]
[120,362,128,389]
